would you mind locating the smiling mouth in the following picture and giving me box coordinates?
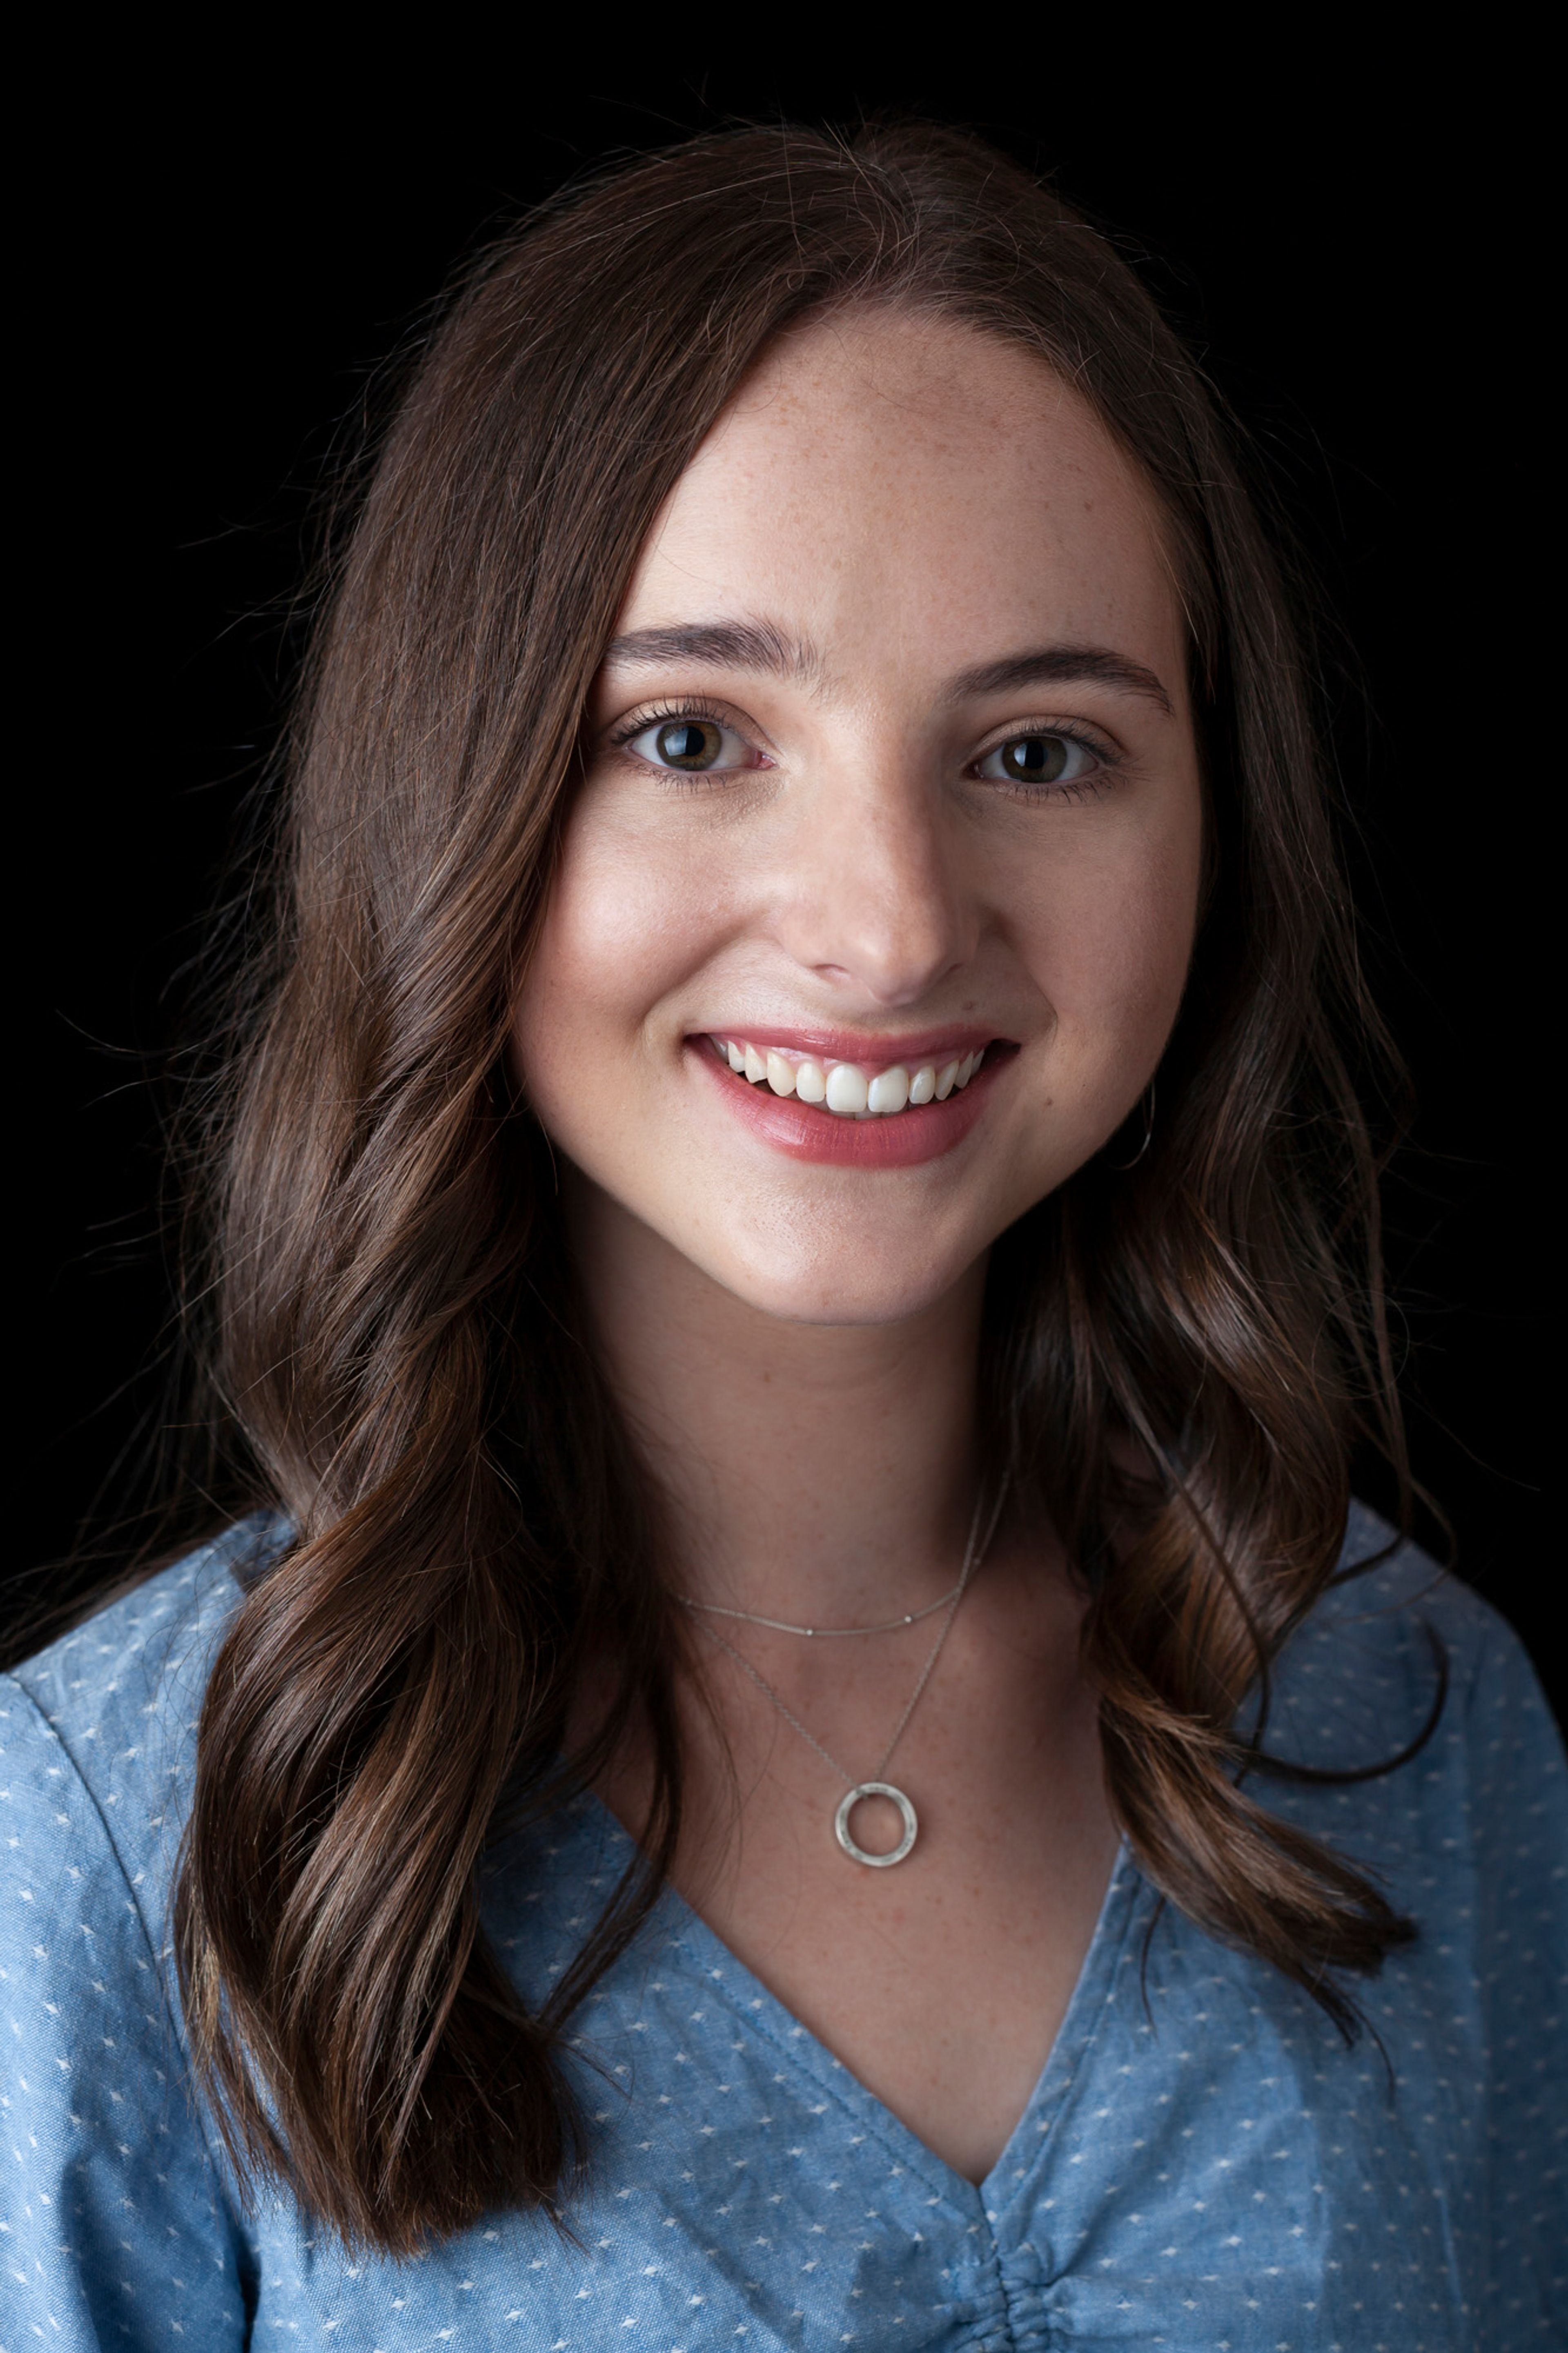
[709,1035,999,1118]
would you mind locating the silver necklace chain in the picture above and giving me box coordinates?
[677,1584,962,1639]
[681,1478,1008,1796]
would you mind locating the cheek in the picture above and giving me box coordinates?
[512,810,712,1088]
[1011,801,1202,1069]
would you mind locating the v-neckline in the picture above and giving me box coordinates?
[581,1789,1147,2217]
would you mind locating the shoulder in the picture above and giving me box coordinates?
[1272,1499,1560,1764]
[2,1516,284,1907]
[1261,1503,1566,1923]
[0,1525,276,2345]
[11,1514,283,1725]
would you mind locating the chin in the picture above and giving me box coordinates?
[688,1220,989,1329]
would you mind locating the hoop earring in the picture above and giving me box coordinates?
[1106,1079,1156,1171]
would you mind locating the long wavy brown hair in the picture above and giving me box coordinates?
[130,122,1426,2250]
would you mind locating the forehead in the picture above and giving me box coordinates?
[621,310,1182,679]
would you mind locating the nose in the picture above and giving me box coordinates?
[773,749,973,1007]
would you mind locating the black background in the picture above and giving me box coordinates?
[16,50,1555,1712]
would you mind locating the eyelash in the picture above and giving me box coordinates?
[609,703,1120,798]
[971,721,1117,803]
[610,701,759,791]
[611,698,729,745]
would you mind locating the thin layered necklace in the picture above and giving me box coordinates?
[676,1478,1008,1869]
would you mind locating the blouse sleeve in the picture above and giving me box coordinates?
[1463,1613,1568,2334]
[0,1672,252,2351]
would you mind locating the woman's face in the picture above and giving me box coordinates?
[515,312,1204,1324]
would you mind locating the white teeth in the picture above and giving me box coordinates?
[866,1065,910,1116]
[717,1038,991,1115]
[824,1063,869,1117]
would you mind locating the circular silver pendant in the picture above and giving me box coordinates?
[834,1781,918,1868]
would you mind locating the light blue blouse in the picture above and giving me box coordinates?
[2,1510,1565,2351]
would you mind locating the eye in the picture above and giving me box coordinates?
[973,732,1100,789]
[622,716,757,774]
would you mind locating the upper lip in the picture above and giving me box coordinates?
[693,1023,1009,1063]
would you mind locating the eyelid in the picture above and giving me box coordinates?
[606,700,775,790]
[967,714,1121,766]
[608,696,765,750]
[602,703,1122,777]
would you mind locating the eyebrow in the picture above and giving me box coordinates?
[944,645,1175,714]
[603,620,823,685]
[602,620,1174,716]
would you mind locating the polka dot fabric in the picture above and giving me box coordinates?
[3,1508,1564,2349]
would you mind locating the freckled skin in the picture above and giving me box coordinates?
[516,314,1203,2184]
[518,314,1202,1325]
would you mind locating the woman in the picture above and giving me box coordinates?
[3,123,1562,2351]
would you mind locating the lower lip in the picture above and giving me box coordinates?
[691,1042,1010,1167]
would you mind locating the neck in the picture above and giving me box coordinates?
[566,1175,989,1628]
